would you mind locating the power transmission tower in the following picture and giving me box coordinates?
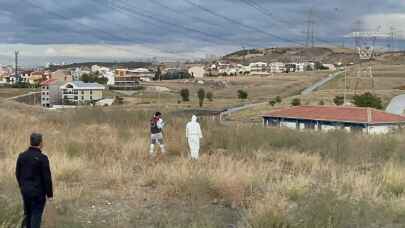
[305,8,315,48]
[389,26,396,51]
[14,51,19,83]
[344,27,377,100]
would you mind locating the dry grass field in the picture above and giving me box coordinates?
[0,88,37,99]
[2,100,405,227]
[133,72,326,108]
[316,62,405,106]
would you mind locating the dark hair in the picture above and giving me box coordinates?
[30,133,43,147]
[155,112,162,117]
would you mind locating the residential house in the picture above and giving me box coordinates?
[188,65,206,78]
[303,62,316,71]
[51,70,72,82]
[71,68,82,81]
[285,63,297,73]
[29,71,47,85]
[60,81,105,105]
[249,62,268,74]
[269,62,286,73]
[40,79,64,108]
[128,68,155,81]
[263,106,405,134]
[114,68,153,86]
[296,63,305,72]
[0,66,12,84]
[322,64,337,71]
[91,65,114,85]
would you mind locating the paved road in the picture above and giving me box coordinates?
[301,71,343,96]
[6,91,40,101]
[221,102,267,117]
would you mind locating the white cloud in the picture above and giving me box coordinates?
[363,13,405,39]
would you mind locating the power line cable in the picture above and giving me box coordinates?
[238,0,340,47]
[21,0,197,59]
[182,0,305,46]
[112,0,236,46]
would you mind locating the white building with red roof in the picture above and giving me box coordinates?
[263,106,405,134]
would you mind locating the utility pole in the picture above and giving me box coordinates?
[14,51,19,83]
[389,26,396,51]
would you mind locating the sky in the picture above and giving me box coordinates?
[0,0,404,66]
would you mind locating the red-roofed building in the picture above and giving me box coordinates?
[263,106,405,134]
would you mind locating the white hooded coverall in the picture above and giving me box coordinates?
[186,115,203,159]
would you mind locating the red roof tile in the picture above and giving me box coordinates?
[263,106,405,124]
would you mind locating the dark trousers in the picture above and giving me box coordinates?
[21,195,46,228]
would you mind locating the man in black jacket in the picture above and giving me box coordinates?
[16,133,53,228]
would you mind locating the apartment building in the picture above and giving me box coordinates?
[60,81,105,105]
[40,79,64,108]
[249,62,268,74]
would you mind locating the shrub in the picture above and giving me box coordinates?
[81,72,108,84]
[206,92,214,102]
[238,90,248,100]
[333,96,344,106]
[352,92,383,109]
[291,187,390,228]
[269,100,276,106]
[275,96,282,103]
[180,88,190,102]
[319,100,325,106]
[291,98,301,106]
[197,88,205,107]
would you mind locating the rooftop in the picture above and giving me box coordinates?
[62,81,105,89]
[263,106,405,124]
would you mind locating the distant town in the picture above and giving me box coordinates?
[0,54,339,108]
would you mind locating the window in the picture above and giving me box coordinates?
[304,121,316,129]
[90,96,93,100]
[81,96,84,100]
[81,91,84,95]
[74,96,78,100]
[90,90,93,95]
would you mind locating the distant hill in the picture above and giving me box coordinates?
[224,47,405,65]
[47,61,152,71]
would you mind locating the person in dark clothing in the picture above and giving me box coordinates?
[149,112,166,156]
[16,133,53,228]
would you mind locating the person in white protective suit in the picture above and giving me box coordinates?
[186,115,203,160]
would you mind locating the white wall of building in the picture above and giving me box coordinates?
[368,125,391,135]
[188,66,206,78]
[280,121,297,129]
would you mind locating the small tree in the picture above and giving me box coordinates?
[206,91,214,102]
[275,96,282,103]
[180,88,190,102]
[333,96,344,106]
[197,88,205,107]
[352,92,383,109]
[238,90,248,100]
[291,98,301,106]
[269,100,276,106]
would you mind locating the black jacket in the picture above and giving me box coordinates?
[16,147,53,198]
